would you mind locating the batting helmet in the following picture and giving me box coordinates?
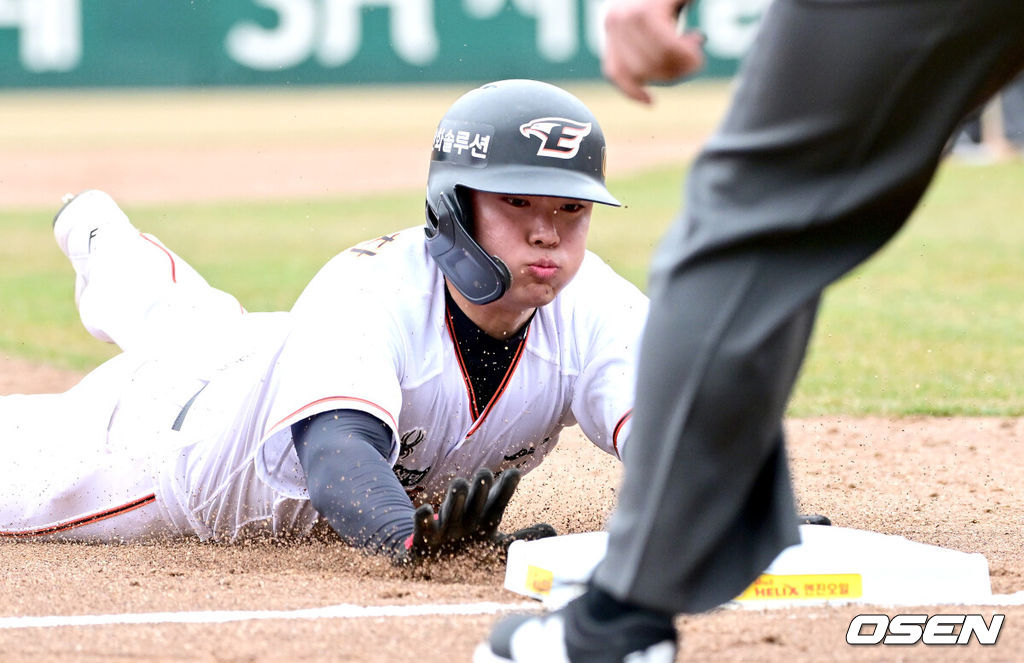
[425,79,620,305]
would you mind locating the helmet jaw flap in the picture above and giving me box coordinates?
[425,80,618,305]
[424,190,512,305]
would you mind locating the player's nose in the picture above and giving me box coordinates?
[528,210,560,247]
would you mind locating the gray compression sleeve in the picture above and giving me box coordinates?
[292,409,415,555]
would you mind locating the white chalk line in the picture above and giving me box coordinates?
[6,593,1022,630]
[0,601,542,630]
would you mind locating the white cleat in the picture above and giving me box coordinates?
[474,598,677,663]
[52,189,137,308]
[53,189,134,259]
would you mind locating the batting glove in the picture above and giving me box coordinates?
[396,468,555,563]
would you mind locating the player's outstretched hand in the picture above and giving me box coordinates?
[397,468,556,563]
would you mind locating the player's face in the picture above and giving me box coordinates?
[471,190,592,310]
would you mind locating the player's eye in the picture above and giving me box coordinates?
[560,203,586,213]
[503,196,529,208]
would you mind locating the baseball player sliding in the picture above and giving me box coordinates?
[0,80,649,562]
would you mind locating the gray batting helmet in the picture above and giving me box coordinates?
[424,79,620,305]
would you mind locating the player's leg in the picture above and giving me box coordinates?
[999,72,1024,151]
[53,190,244,355]
[594,0,1024,615]
[0,354,178,541]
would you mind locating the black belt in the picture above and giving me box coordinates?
[171,381,209,431]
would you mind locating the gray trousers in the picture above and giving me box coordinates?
[955,71,1024,147]
[1002,72,1024,146]
[594,0,1024,614]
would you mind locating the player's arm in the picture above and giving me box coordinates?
[292,409,414,555]
[292,409,543,561]
[568,259,650,459]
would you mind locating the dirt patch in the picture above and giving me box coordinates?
[0,355,84,395]
[0,83,726,207]
[1,360,1021,662]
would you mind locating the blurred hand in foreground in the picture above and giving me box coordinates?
[602,0,707,104]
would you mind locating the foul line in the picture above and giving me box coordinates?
[0,601,541,630]
[7,593,1021,630]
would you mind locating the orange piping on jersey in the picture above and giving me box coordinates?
[612,409,633,459]
[444,305,481,419]
[464,326,530,438]
[374,233,400,248]
[0,493,157,539]
[140,233,177,283]
[267,395,399,436]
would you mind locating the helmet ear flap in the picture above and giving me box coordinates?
[424,199,453,253]
[424,190,511,305]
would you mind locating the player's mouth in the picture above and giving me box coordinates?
[525,259,559,280]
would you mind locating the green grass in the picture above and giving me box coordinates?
[595,161,1024,416]
[0,195,420,370]
[791,161,1024,416]
[2,160,1022,415]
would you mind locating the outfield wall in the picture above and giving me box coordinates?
[0,0,769,87]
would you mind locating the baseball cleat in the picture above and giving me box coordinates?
[473,593,677,663]
[799,513,832,526]
[53,189,134,257]
[52,189,137,307]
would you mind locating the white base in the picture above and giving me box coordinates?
[504,526,996,609]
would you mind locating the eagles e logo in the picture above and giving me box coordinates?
[519,117,592,159]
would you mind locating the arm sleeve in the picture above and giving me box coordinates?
[292,408,414,555]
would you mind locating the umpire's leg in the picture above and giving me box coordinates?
[594,0,1024,614]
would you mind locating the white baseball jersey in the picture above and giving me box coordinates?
[256,228,647,505]
[1,227,648,543]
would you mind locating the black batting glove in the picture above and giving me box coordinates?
[395,468,554,563]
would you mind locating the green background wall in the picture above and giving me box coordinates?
[0,0,769,87]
